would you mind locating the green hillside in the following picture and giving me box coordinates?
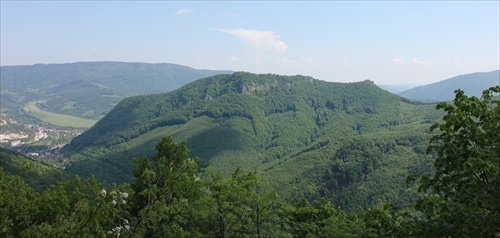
[2,84,498,237]
[0,61,232,122]
[399,69,499,102]
[62,72,442,210]
[0,147,70,192]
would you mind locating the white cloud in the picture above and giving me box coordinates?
[413,58,431,66]
[176,8,194,14]
[274,41,288,53]
[215,28,288,54]
[392,57,404,63]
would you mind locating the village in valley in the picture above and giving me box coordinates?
[0,113,83,169]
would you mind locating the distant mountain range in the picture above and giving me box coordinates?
[0,62,232,122]
[398,70,499,102]
[62,72,442,210]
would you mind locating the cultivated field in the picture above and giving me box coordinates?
[23,101,97,128]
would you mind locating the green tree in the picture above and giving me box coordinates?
[0,167,38,237]
[289,198,367,237]
[130,136,202,237]
[363,204,417,238]
[417,86,500,236]
[0,166,131,237]
[201,167,283,238]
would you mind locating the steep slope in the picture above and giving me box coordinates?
[0,61,232,121]
[0,147,70,192]
[63,72,442,210]
[399,70,499,102]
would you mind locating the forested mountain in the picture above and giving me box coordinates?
[0,62,232,121]
[398,69,499,102]
[2,79,498,237]
[63,72,442,210]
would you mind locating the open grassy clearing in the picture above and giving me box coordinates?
[23,101,97,128]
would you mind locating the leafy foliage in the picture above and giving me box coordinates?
[0,147,70,192]
[129,137,202,236]
[200,167,285,237]
[1,137,372,237]
[289,198,367,237]
[2,85,499,238]
[415,86,500,236]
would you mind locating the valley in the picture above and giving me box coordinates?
[22,101,97,128]
[2,1,498,235]
[1,84,497,236]
[0,62,233,163]
[1,65,495,208]
[1,64,498,237]
[1,63,497,191]
[0,113,82,168]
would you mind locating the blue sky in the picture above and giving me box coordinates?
[1,1,498,85]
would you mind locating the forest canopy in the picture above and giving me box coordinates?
[1,86,499,237]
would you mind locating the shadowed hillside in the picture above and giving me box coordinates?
[0,147,70,192]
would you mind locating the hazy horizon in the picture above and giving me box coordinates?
[1,1,498,85]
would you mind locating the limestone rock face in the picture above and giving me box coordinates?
[241,84,251,94]
[204,93,213,102]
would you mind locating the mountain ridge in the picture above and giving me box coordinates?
[62,72,441,210]
[398,69,499,102]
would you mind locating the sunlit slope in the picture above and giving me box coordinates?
[63,72,442,209]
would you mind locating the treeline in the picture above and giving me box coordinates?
[0,137,419,237]
[2,137,371,237]
[2,87,498,237]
